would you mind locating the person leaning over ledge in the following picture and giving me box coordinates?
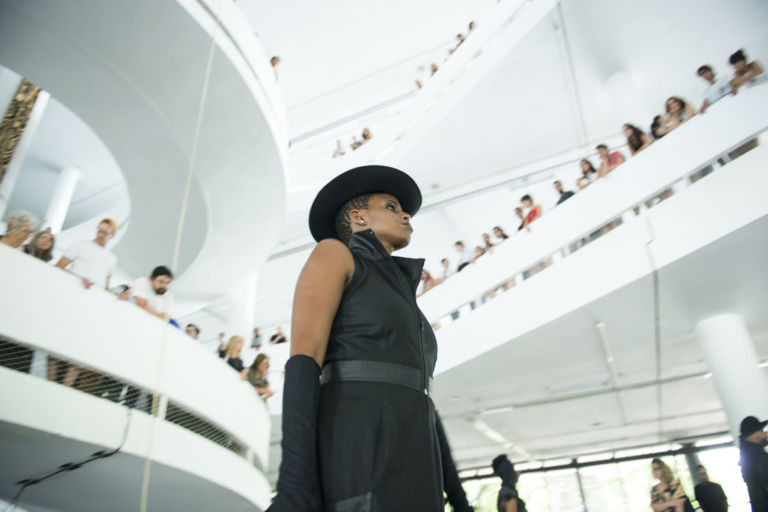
[0,210,38,249]
[55,218,117,290]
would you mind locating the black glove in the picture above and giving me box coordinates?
[267,355,322,511]
[436,412,473,512]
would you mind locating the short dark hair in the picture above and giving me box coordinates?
[454,241,464,246]
[729,49,746,65]
[521,194,533,203]
[553,180,562,186]
[697,65,712,75]
[441,257,449,264]
[151,266,173,279]
[186,324,200,335]
[334,194,371,243]
[596,144,608,151]
[695,464,706,471]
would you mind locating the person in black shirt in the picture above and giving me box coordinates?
[739,415,768,511]
[694,465,728,512]
[492,454,527,512]
[553,180,575,205]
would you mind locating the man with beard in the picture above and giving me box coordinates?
[739,415,768,511]
[128,266,174,321]
[492,454,527,512]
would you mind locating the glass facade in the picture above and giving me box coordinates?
[455,446,752,512]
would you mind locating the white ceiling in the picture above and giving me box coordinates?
[5,89,127,230]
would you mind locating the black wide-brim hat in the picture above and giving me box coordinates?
[309,165,422,242]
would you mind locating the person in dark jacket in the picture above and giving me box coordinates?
[268,165,471,512]
[492,454,527,512]
[694,464,728,512]
[739,415,768,511]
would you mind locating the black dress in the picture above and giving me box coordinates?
[316,230,443,511]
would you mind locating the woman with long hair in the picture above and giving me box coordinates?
[650,458,693,512]
[268,165,471,511]
[664,97,696,133]
[245,353,274,400]
[623,123,651,156]
[23,229,55,262]
[220,335,244,372]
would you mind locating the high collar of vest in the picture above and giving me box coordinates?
[348,230,425,294]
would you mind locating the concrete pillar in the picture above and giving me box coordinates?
[44,167,80,233]
[225,272,258,341]
[0,82,50,218]
[696,314,768,439]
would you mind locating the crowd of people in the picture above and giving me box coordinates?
[415,20,477,90]
[417,47,765,300]
[0,211,278,402]
[490,414,767,512]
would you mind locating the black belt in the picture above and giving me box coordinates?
[320,360,433,397]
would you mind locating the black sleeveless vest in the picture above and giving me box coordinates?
[316,229,443,512]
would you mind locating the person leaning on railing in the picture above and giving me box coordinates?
[244,353,274,401]
[23,228,54,262]
[0,210,38,249]
[55,217,117,290]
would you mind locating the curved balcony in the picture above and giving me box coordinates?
[0,248,272,511]
[0,0,287,297]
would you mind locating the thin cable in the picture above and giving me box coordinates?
[138,3,223,511]
[2,407,132,512]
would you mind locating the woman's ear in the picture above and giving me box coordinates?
[349,209,365,226]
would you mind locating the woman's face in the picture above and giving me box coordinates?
[733,60,747,73]
[234,338,243,352]
[515,208,524,219]
[493,227,502,238]
[258,358,270,374]
[482,233,491,243]
[580,160,591,173]
[666,99,682,114]
[474,246,483,257]
[421,269,428,280]
[352,193,413,252]
[622,125,632,137]
[652,463,663,479]
[36,232,53,251]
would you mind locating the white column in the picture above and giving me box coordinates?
[696,314,768,439]
[225,272,258,341]
[44,167,80,233]
[0,89,50,219]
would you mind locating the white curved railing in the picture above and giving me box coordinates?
[0,247,271,505]
[418,83,768,324]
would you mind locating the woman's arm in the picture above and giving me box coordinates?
[269,239,354,512]
[639,133,652,152]
[290,239,354,365]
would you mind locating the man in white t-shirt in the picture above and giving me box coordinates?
[454,241,474,272]
[56,218,117,289]
[127,265,174,321]
[697,65,733,113]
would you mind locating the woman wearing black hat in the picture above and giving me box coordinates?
[269,165,471,512]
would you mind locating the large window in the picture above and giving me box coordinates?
[454,445,752,512]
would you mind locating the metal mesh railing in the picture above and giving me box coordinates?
[0,335,250,461]
[165,401,247,457]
